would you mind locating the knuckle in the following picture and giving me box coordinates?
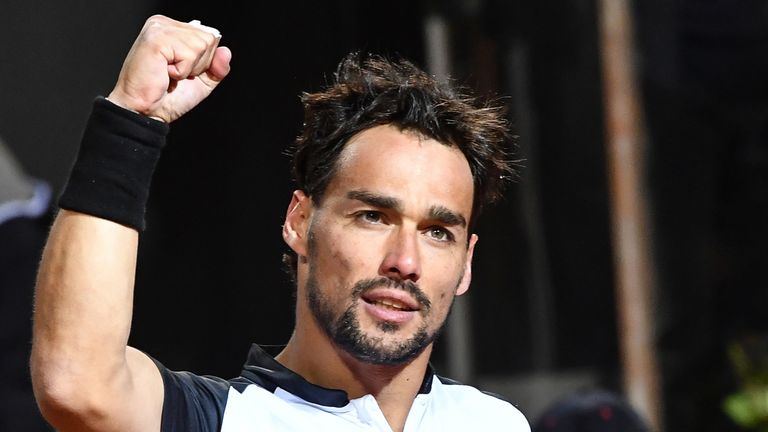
[142,19,167,42]
[192,35,211,53]
[145,14,165,28]
[139,28,163,49]
[147,14,168,23]
[189,37,204,51]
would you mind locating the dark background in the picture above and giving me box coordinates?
[2,1,767,431]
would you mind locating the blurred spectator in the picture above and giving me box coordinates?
[0,137,54,430]
[533,388,649,432]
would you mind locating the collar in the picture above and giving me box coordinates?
[239,344,436,408]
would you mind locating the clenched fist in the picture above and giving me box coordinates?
[107,15,232,123]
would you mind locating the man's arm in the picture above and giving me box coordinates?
[30,15,231,432]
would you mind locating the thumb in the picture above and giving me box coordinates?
[203,46,232,86]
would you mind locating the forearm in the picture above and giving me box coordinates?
[28,16,230,430]
[31,210,138,403]
[30,98,167,426]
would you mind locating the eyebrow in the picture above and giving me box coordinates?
[429,205,467,228]
[346,189,467,228]
[347,190,402,211]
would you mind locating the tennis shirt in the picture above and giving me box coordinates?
[155,344,530,431]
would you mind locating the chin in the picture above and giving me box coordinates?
[334,318,436,366]
[344,344,428,366]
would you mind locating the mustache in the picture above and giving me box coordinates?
[351,277,432,312]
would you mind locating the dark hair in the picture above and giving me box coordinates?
[283,52,517,280]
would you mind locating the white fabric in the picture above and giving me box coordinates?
[219,376,530,431]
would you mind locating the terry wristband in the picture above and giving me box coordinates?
[58,96,169,231]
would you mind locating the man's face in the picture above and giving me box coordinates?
[290,124,477,366]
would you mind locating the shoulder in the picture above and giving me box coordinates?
[430,375,531,431]
[152,357,234,431]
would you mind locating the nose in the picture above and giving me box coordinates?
[379,228,421,282]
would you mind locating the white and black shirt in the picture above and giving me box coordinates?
[155,345,530,431]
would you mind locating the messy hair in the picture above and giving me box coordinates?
[283,52,517,280]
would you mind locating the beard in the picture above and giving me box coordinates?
[306,272,452,366]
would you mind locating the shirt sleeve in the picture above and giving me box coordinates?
[152,358,231,432]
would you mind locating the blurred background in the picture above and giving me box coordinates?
[2,1,767,431]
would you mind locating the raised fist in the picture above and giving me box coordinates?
[107,15,232,123]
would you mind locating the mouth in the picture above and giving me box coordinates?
[360,288,422,324]
[361,288,421,311]
[364,297,418,312]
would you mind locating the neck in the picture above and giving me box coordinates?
[276,320,432,432]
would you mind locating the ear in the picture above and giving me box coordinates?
[455,234,478,296]
[282,190,312,257]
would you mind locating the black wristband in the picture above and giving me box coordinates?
[58,96,169,231]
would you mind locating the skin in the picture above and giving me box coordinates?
[277,125,478,431]
[31,15,230,432]
[30,14,480,432]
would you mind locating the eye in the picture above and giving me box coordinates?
[356,211,383,224]
[426,226,454,242]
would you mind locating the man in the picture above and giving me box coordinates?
[31,15,530,431]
